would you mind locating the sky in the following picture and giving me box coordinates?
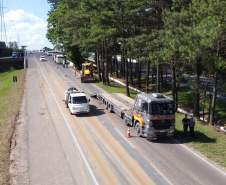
[2,0,54,50]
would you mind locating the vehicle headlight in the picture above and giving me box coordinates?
[149,120,153,126]
[145,124,150,128]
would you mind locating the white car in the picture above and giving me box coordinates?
[65,89,90,114]
[47,51,52,56]
[40,56,45,61]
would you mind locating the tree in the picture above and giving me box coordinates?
[43,47,52,51]
[192,0,226,125]
[46,4,67,46]
[0,41,6,48]
[21,45,27,51]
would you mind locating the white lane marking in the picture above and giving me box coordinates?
[114,128,135,149]
[173,138,226,176]
[34,57,99,185]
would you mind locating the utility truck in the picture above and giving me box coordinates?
[92,92,175,138]
[55,54,65,64]
[65,87,90,114]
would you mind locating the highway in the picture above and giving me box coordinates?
[10,52,226,185]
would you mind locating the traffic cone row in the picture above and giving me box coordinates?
[127,127,131,138]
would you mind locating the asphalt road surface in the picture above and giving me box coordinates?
[10,52,226,185]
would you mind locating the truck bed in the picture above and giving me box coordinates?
[97,93,134,120]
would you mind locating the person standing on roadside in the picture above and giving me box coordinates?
[182,114,189,137]
[63,59,65,68]
[189,115,196,139]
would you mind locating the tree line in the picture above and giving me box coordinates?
[46,0,226,126]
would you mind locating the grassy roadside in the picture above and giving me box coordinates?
[0,69,27,185]
[96,79,226,169]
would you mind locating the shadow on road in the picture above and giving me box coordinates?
[76,104,105,118]
[146,130,216,144]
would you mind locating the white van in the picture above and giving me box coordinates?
[65,89,90,114]
[55,55,65,64]
[47,51,52,56]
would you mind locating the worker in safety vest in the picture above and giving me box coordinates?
[63,59,65,68]
[74,67,76,76]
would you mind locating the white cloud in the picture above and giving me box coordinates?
[5,9,41,24]
[4,9,53,50]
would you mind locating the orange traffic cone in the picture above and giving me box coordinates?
[127,127,131,138]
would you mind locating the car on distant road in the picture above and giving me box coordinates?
[40,56,45,61]
[12,52,20,57]
[47,51,52,56]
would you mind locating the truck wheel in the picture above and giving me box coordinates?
[135,122,142,137]
[123,115,129,126]
[65,101,68,108]
[104,101,108,109]
[108,103,112,113]
[69,108,72,115]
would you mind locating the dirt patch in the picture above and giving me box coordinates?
[9,87,29,185]
[0,114,18,185]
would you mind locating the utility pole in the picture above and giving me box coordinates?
[0,0,7,45]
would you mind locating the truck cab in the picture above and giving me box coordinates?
[133,93,175,138]
[65,90,90,114]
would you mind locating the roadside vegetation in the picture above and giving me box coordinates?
[0,69,26,185]
[96,78,226,169]
[46,0,226,171]
[46,0,226,128]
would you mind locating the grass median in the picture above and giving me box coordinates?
[0,69,27,185]
[96,79,226,169]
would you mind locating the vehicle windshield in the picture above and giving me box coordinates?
[82,65,90,70]
[150,103,174,115]
[72,96,88,104]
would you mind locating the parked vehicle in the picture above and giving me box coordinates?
[12,52,20,57]
[55,55,64,64]
[65,88,90,114]
[40,56,45,61]
[47,51,52,56]
[92,92,175,139]
[79,62,96,83]
[64,87,78,101]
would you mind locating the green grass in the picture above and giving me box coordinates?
[95,77,226,169]
[175,113,226,168]
[176,86,226,125]
[96,79,138,99]
[0,69,27,185]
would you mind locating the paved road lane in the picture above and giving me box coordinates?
[10,52,226,185]
[45,53,226,185]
